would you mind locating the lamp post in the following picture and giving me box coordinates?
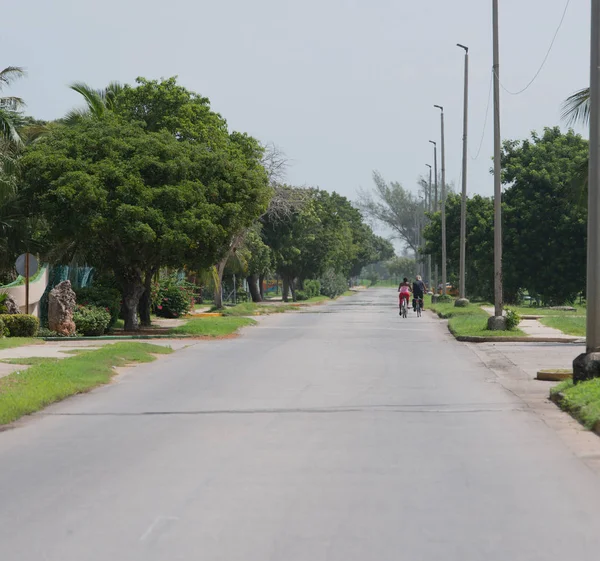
[456,43,469,307]
[488,0,505,329]
[429,140,439,295]
[434,105,447,297]
[426,163,433,289]
[574,0,600,382]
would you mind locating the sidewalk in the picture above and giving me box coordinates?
[0,339,193,379]
[481,306,579,340]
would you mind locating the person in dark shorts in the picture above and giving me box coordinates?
[412,275,426,311]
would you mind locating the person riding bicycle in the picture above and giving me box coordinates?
[398,277,411,314]
[413,275,426,311]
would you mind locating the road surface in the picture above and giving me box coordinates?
[2,289,600,560]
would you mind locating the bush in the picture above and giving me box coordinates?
[153,278,195,318]
[73,305,111,336]
[320,270,348,299]
[75,286,121,328]
[303,280,321,299]
[0,317,7,338]
[295,290,308,301]
[0,293,8,314]
[0,314,40,337]
[505,308,522,331]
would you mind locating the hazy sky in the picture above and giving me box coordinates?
[1,0,589,205]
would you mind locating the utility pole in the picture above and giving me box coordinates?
[434,105,447,297]
[457,44,469,306]
[489,0,504,329]
[429,140,439,295]
[426,163,433,290]
[574,0,600,382]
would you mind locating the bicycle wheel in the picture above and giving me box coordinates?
[402,301,407,318]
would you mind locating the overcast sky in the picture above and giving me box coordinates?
[2,0,589,205]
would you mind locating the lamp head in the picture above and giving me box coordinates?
[434,104,443,112]
[457,43,469,53]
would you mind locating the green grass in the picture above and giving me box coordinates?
[539,316,586,337]
[0,342,172,425]
[427,296,526,338]
[220,302,289,316]
[0,357,60,366]
[0,338,42,351]
[550,378,600,430]
[168,316,256,336]
[511,305,584,316]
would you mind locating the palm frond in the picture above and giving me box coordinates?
[0,67,26,90]
[19,124,50,145]
[0,109,22,145]
[61,107,91,127]
[0,96,25,111]
[69,81,106,119]
[104,81,125,111]
[561,87,590,127]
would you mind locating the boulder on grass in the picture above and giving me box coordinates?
[48,280,77,336]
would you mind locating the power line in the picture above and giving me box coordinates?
[496,0,571,96]
[470,70,493,161]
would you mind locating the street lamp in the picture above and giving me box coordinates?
[574,1,600,382]
[488,0,505,329]
[456,44,469,307]
[429,140,439,295]
[434,105,447,297]
[425,163,433,290]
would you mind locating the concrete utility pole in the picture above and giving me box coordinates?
[434,105,447,296]
[488,0,505,330]
[457,43,469,306]
[426,163,433,289]
[574,0,600,382]
[429,140,439,295]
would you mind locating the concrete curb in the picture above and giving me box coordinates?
[454,334,580,344]
[536,369,572,381]
[40,335,196,341]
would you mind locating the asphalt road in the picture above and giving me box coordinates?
[2,289,600,560]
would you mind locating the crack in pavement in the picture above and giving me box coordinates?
[42,403,527,417]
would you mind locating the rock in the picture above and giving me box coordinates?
[487,315,507,331]
[573,352,600,384]
[549,306,576,312]
[2,294,21,314]
[48,280,77,336]
[454,298,470,308]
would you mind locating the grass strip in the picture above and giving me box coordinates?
[168,316,256,336]
[0,338,42,351]
[0,357,60,366]
[0,342,172,425]
[539,316,586,337]
[550,378,600,430]
[427,296,525,338]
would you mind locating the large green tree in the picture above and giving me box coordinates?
[502,127,588,304]
[21,116,269,330]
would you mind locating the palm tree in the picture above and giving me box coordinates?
[0,66,26,145]
[562,87,590,127]
[64,81,124,125]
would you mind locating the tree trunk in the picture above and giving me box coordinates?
[247,275,262,302]
[289,277,297,302]
[282,277,290,302]
[213,258,228,309]
[122,283,144,331]
[139,268,156,327]
[259,275,265,300]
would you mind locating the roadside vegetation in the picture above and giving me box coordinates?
[0,343,172,425]
[168,316,255,337]
[551,378,600,430]
[427,297,525,338]
[539,316,586,337]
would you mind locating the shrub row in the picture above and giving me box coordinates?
[0,314,40,337]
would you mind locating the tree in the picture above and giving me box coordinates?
[359,171,426,255]
[502,127,588,304]
[0,67,25,146]
[424,193,494,301]
[64,81,125,125]
[386,257,417,281]
[21,116,269,330]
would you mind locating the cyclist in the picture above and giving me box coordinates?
[413,275,426,312]
[398,277,411,315]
